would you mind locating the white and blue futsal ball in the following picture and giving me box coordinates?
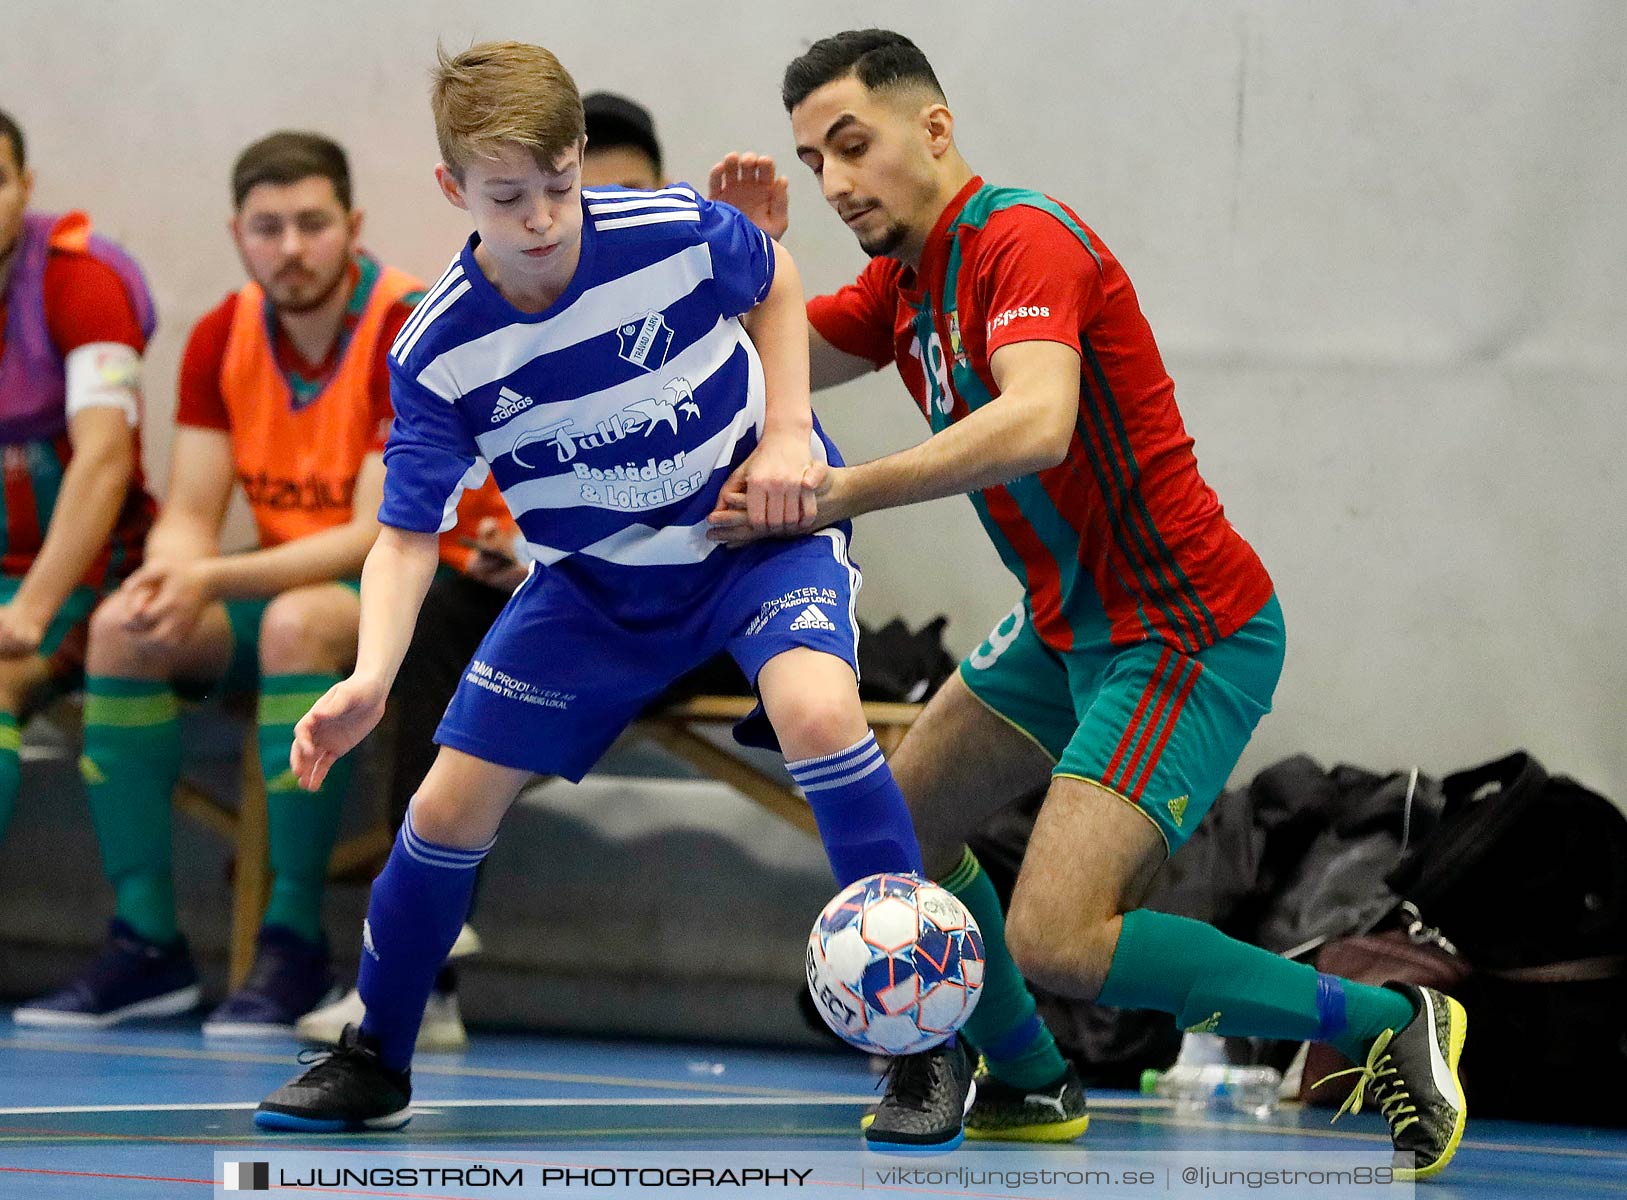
[805,872,985,1055]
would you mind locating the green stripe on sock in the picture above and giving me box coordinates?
[83,676,181,944]
[256,674,335,727]
[939,845,981,893]
[943,848,1067,1089]
[0,713,19,844]
[84,690,181,727]
[259,672,350,943]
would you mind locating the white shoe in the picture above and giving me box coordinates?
[417,989,469,1053]
[448,923,483,960]
[293,986,469,1053]
[294,986,366,1045]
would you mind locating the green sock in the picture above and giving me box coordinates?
[1329,980,1418,1063]
[0,712,20,843]
[1099,909,1415,1061]
[258,673,352,944]
[82,677,182,944]
[941,847,1069,1088]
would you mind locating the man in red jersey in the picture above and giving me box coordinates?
[708,30,1465,1177]
[0,107,156,849]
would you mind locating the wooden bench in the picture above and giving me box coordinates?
[173,697,923,987]
[17,696,327,991]
[169,721,394,990]
[639,696,923,836]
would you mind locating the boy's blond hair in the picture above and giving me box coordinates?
[432,41,586,179]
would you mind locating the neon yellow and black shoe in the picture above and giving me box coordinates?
[964,1058,1090,1143]
[1319,983,1467,1181]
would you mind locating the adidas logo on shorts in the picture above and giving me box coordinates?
[789,605,836,632]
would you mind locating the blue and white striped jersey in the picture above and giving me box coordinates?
[380,185,840,620]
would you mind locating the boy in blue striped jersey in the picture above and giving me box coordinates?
[255,41,951,1142]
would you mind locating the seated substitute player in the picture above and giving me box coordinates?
[254,41,928,1135]
[707,30,1467,1177]
[15,132,423,1035]
[294,89,672,1053]
[0,108,157,850]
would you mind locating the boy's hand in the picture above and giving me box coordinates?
[708,153,789,240]
[739,433,816,533]
[291,675,389,791]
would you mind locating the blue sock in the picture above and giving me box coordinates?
[787,732,923,886]
[358,808,493,1071]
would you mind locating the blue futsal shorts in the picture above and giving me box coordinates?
[434,529,862,780]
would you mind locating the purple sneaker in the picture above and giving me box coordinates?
[12,919,199,1028]
[203,926,338,1038]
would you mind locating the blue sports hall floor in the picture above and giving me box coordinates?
[0,1019,1623,1198]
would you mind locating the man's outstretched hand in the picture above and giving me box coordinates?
[709,460,844,546]
[708,152,789,240]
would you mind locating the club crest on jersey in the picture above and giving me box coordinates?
[616,310,674,372]
[946,311,968,367]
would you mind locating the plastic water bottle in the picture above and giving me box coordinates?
[1140,1062,1283,1119]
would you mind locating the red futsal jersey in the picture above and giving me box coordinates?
[808,176,1272,655]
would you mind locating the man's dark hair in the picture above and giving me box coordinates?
[231,131,351,210]
[583,92,663,176]
[781,29,945,112]
[0,108,25,171]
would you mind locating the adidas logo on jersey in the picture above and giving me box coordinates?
[492,386,534,422]
[789,605,836,632]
